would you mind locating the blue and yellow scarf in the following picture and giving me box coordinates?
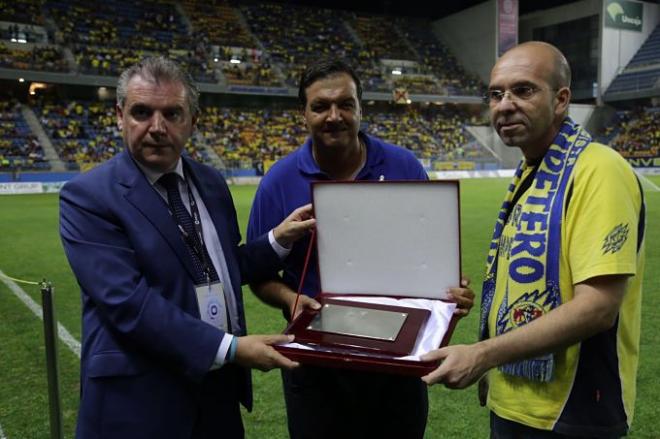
[479,118,591,381]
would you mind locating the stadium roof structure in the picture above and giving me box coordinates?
[280,0,580,19]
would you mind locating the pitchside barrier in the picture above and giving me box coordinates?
[0,275,63,439]
[1,167,659,195]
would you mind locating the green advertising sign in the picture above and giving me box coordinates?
[604,0,643,32]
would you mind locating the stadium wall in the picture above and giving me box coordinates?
[2,168,658,195]
[600,1,660,91]
[0,172,77,183]
[519,0,601,41]
[431,0,496,83]
[519,0,660,99]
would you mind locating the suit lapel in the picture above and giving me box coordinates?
[117,151,198,282]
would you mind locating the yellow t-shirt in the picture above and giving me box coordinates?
[487,143,645,436]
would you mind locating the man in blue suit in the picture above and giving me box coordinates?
[60,57,315,439]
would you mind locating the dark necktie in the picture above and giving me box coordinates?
[158,173,220,285]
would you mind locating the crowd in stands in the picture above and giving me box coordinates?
[194,103,489,167]
[45,0,216,82]
[607,106,660,159]
[11,96,660,174]
[75,45,148,76]
[392,76,442,95]
[3,97,484,171]
[352,15,415,61]
[196,106,306,169]
[46,0,185,51]
[0,0,485,95]
[364,104,487,160]
[0,2,498,171]
[183,1,256,50]
[37,99,211,170]
[0,42,68,72]
[39,100,123,170]
[0,0,45,27]
[241,3,386,90]
[0,99,49,170]
[222,61,278,87]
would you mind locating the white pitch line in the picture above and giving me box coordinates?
[0,421,7,439]
[0,269,81,359]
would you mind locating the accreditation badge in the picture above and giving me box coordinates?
[195,281,227,331]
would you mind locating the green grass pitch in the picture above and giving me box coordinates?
[0,176,658,438]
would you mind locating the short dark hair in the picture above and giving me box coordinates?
[117,56,200,116]
[298,58,362,107]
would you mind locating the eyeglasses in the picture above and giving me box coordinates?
[482,86,546,104]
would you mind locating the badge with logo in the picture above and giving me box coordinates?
[195,281,227,331]
[602,223,629,255]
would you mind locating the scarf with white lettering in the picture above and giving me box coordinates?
[479,118,591,381]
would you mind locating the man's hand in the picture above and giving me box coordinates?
[249,280,320,321]
[420,343,487,388]
[448,275,475,317]
[286,293,321,321]
[273,204,315,248]
[234,334,299,371]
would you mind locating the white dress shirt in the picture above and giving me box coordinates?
[138,158,289,369]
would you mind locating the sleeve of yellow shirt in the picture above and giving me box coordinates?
[565,144,641,285]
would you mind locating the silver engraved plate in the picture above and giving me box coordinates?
[307,303,408,341]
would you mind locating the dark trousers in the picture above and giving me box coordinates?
[191,366,245,439]
[282,366,428,439]
[490,412,623,439]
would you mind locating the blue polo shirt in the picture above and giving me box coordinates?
[247,133,428,297]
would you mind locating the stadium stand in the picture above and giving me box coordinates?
[607,106,660,159]
[44,0,217,83]
[191,103,490,170]
[240,2,377,89]
[45,0,186,51]
[626,25,660,69]
[0,99,49,170]
[0,0,45,26]
[30,97,488,172]
[0,24,48,44]
[181,1,272,86]
[606,69,660,96]
[38,99,212,170]
[39,100,123,170]
[351,15,417,61]
[606,23,660,96]
[0,1,501,175]
[0,42,68,72]
[363,104,490,161]
[220,56,280,87]
[183,1,256,49]
[0,0,486,94]
[395,17,485,95]
[196,106,306,169]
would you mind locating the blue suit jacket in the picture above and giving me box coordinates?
[60,151,280,438]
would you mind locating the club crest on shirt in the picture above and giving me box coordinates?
[602,223,629,255]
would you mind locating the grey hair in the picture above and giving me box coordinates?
[116,56,200,116]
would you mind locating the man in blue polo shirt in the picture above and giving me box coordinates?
[247,58,474,439]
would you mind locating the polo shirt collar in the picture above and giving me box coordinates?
[297,132,385,179]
